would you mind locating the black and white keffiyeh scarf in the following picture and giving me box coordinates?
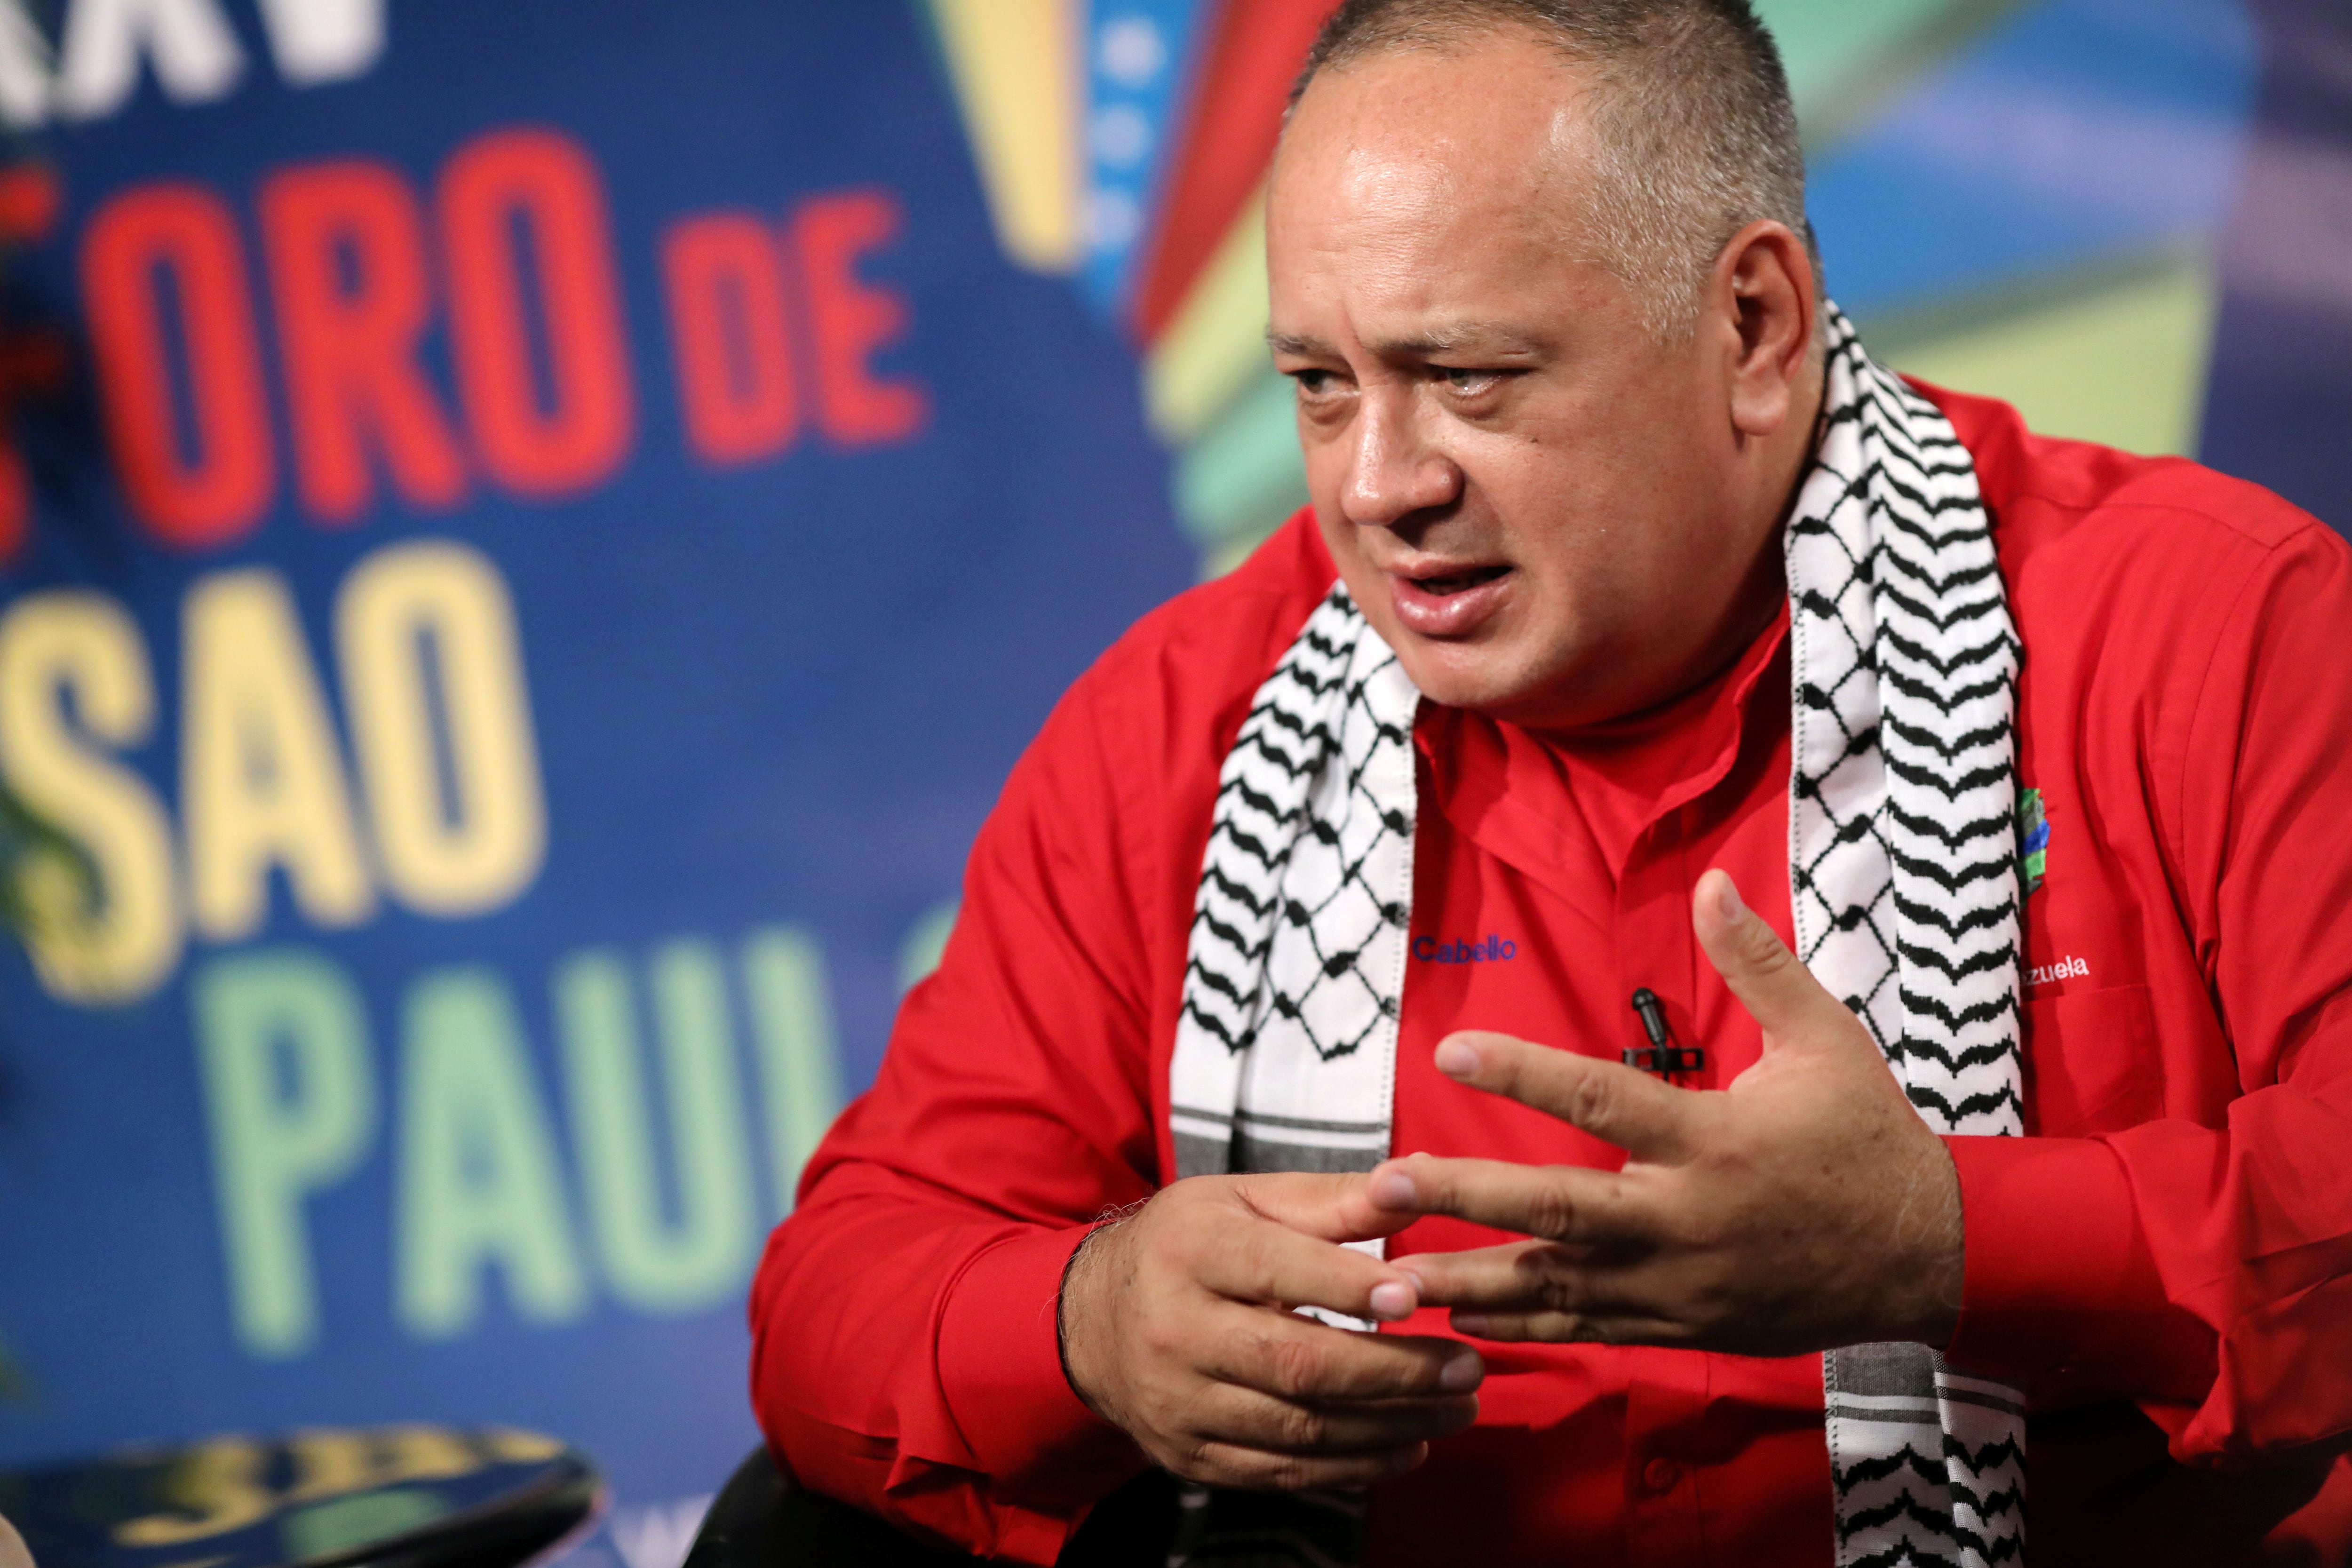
[1166,310,2027,1567]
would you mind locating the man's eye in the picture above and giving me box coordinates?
[1290,369,1340,398]
[1439,367,1499,393]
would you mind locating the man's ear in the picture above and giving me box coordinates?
[1715,220,1818,440]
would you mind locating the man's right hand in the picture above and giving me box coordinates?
[1057,1173,1485,1490]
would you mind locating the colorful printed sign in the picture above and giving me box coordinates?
[0,0,1188,1553]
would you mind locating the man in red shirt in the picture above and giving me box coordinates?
[751,2,2352,1563]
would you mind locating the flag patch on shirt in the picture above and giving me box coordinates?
[2019,788,2049,895]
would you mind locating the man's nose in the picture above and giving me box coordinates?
[1341,389,1461,529]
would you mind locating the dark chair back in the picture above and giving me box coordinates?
[681,1449,1176,1567]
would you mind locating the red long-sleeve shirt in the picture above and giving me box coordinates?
[750,387,2352,1565]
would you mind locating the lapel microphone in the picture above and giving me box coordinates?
[1624,987,1706,1078]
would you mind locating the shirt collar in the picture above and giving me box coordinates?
[1417,605,1793,898]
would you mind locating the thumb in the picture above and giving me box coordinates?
[1692,869,1859,1051]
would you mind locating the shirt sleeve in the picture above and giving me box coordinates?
[1946,519,2352,1465]
[747,648,1173,1563]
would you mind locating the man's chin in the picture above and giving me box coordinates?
[1347,577,1568,716]
[1388,639,1550,716]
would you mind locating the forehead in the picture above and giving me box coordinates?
[1267,38,1614,330]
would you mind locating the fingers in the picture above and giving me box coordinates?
[1446,1307,1692,1345]
[1205,1308,1485,1403]
[1365,1154,1654,1245]
[1166,1310,1482,1491]
[1234,1170,1423,1246]
[1427,1032,1695,1161]
[1691,870,1860,1050]
[1184,1439,1432,1492]
[1391,1242,1694,1345]
[1189,1377,1479,1456]
[1188,1188,1423,1322]
[1082,1174,1494,1495]
[1397,1237,1594,1309]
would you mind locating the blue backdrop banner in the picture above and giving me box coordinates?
[0,0,1188,1550]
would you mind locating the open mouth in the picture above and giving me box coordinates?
[1388,560,1516,639]
[1411,565,1510,596]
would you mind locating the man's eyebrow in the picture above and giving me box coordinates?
[1374,324,1547,357]
[1264,325,1548,358]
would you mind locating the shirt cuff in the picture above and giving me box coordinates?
[936,1223,1137,1507]
[1942,1135,2204,1396]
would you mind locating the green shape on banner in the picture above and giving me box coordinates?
[1869,249,2218,457]
[396,967,588,1339]
[1145,195,1272,445]
[742,927,844,1218]
[898,900,959,993]
[1175,366,1308,577]
[280,1489,452,1561]
[193,948,378,1360]
[555,942,759,1315]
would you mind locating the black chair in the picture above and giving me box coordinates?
[682,1448,1176,1568]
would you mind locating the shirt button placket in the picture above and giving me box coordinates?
[1618,812,1708,1561]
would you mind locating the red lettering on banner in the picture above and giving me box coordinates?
[0,166,58,239]
[662,214,800,467]
[82,183,276,549]
[0,165,65,567]
[261,160,469,524]
[438,127,634,497]
[792,191,927,448]
[42,138,926,563]
[0,380,26,564]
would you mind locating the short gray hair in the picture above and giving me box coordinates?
[1290,0,1812,339]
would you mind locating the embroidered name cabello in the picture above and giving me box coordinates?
[1411,934,1517,963]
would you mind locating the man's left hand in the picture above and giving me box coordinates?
[1374,868,1964,1357]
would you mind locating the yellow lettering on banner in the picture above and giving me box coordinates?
[0,592,182,1003]
[183,568,376,942]
[283,1428,373,1502]
[114,1437,273,1547]
[477,1428,564,1462]
[284,1426,496,1502]
[335,540,545,918]
[374,1424,480,1482]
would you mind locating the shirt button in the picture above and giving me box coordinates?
[1642,1457,1681,1493]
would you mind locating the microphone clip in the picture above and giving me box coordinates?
[1623,987,1706,1078]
